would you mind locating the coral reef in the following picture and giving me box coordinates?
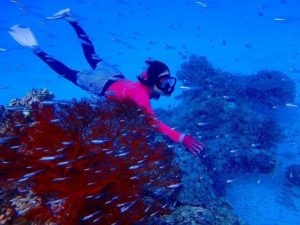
[0,88,54,135]
[158,55,295,196]
[158,147,245,225]
[0,89,246,225]
[8,88,55,108]
[175,55,295,109]
[162,199,244,225]
[0,96,181,225]
[243,70,296,107]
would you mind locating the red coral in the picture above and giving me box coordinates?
[0,99,181,225]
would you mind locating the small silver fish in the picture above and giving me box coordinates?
[197,122,209,126]
[62,141,73,145]
[92,217,102,223]
[114,152,128,157]
[52,177,69,182]
[78,154,87,159]
[41,100,54,105]
[0,136,17,144]
[150,210,159,217]
[251,143,262,148]
[95,194,104,199]
[273,17,287,21]
[23,170,44,178]
[129,165,140,170]
[17,207,31,216]
[162,203,169,208]
[50,119,60,123]
[56,148,65,152]
[226,179,234,183]
[257,178,261,184]
[223,95,235,100]
[119,201,136,213]
[167,183,182,188]
[111,222,118,225]
[10,145,21,150]
[13,123,24,127]
[57,160,72,166]
[91,139,110,144]
[195,1,208,7]
[82,210,101,221]
[285,103,298,108]
[40,154,64,161]
[46,198,66,205]
[17,177,29,183]
[85,195,95,199]
[105,196,119,205]
[179,85,191,90]
[144,205,151,213]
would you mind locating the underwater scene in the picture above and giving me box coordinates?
[0,0,300,224]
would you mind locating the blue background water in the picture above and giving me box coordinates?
[0,0,300,224]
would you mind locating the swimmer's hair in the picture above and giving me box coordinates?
[138,59,170,86]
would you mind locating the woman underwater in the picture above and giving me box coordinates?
[8,8,204,155]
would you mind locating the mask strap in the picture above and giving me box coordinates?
[157,71,170,78]
[141,71,148,80]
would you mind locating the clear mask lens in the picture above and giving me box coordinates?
[161,78,176,89]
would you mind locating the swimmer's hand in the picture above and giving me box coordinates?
[181,135,204,155]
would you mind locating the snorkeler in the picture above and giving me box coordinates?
[8,8,204,155]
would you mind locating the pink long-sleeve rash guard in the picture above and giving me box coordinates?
[106,80,181,142]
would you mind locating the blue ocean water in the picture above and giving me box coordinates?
[0,0,300,224]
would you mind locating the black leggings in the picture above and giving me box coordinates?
[34,20,102,84]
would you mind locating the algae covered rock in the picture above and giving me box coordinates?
[9,88,54,107]
[162,199,244,225]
